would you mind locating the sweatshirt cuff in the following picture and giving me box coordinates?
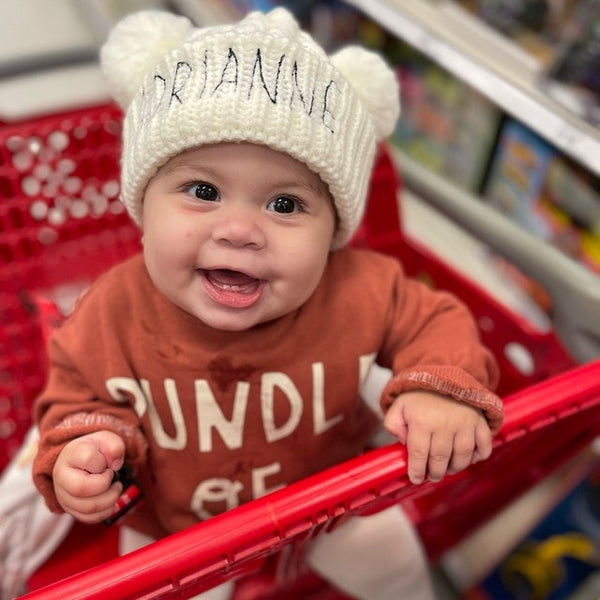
[380,366,504,433]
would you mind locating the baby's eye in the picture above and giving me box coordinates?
[268,196,303,214]
[186,182,219,202]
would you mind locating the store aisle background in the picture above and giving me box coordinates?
[1,2,599,599]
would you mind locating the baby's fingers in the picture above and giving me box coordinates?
[447,422,493,475]
[407,429,458,483]
[59,480,123,524]
[472,420,493,463]
[425,434,453,483]
[406,428,429,485]
[406,430,433,485]
[58,466,116,499]
[59,432,125,475]
[446,430,476,475]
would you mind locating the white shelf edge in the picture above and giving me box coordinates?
[346,0,600,176]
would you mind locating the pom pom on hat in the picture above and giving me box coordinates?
[101,8,401,249]
[100,10,195,109]
[248,6,301,37]
[331,47,400,140]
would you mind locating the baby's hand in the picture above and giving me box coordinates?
[53,430,126,523]
[383,390,492,485]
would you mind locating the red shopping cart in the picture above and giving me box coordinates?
[1,103,599,599]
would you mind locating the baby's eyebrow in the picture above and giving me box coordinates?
[159,160,220,179]
[271,180,316,193]
[270,177,330,198]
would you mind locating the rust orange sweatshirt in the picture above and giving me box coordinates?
[33,247,501,539]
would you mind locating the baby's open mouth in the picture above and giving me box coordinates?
[201,269,265,308]
[205,269,258,290]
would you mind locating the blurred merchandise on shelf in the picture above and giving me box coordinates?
[305,1,503,194]
[454,0,584,66]
[454,0,600,125]
[292,0,365,49]
[542,1,600,126]
[388,44,501,193]
[483,118,600,276]
[467,450,600,600]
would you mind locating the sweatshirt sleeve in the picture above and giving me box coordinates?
[378,263,503,433]
[32,304,148,514]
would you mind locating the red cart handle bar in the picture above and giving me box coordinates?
[19,359,600,600]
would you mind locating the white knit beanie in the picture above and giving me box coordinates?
[100,8,400,249]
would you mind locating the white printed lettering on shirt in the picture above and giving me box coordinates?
[105,354,374,453]
[106,376,147,417]
[196,380,250,452]
[312,362,344,434]
[190,476,244,520]
[252,462,285,498]
[261,372,303,443]
[142,378,187,450]
[190,461,284,520]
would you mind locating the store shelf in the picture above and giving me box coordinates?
[0,0,97,78]
[0,0,109,121]
[346,0,600,177]
[394,148,600,363]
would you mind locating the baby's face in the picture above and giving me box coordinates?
[142,142,336,331]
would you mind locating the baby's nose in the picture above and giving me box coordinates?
[212,209,266,249]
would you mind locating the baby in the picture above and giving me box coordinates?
[33,8,502,600]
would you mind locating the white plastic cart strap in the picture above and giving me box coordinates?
[0,427,73,600]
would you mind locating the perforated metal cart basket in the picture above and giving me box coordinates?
[1,104,599,599]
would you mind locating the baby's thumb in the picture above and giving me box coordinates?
[92,430,126,471]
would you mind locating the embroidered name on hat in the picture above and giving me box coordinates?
[137,47,340,134]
